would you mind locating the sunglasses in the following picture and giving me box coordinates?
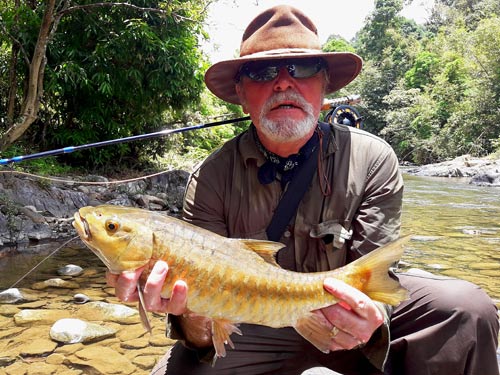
[236,58,327,83]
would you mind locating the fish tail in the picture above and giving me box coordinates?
[345,236,410,306]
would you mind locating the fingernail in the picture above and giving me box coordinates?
[153,261,167,274]
[324,277,337,290]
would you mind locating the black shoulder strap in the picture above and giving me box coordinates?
[266,123,330,241]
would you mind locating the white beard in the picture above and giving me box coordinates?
[258,91,318,142]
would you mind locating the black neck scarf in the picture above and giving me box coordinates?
[253,125,320,189]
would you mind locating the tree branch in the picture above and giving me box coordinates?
[57,2,171,17]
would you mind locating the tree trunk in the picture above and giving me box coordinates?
[0,0,55,150]
[6,44,19,128]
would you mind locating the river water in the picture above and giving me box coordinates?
[399,173,500,303]
[0,173,499,373]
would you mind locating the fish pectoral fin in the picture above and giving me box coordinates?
[211,319,242,358]
[137,285,152,333]
[238,239,284,266]
[294,313,332,354]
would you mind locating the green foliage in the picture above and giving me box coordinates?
[346,0,500,164]
[2,0,499,171]
[1,0,211,170]
[323,36,356,53]
[0,144,75,175]
[404,51,440,89]
[170,88,247,156]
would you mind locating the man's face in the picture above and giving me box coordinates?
[235,59,326,143]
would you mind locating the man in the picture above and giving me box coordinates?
[109,5,499,375]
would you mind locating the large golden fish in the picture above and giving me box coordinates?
[73,205,408,357]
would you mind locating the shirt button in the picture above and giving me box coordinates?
[284,230,291,238]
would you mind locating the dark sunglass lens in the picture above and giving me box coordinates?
[239,59,325,82]
[247,66,279,81]
[288,61,322,78]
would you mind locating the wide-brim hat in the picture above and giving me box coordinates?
[205,5,363,105]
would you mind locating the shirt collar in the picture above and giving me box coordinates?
[238,122,337,168]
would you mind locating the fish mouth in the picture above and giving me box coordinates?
[72,212,91,241]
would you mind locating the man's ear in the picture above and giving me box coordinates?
[235,84,249,114]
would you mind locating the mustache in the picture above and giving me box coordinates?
[261,91,313,115]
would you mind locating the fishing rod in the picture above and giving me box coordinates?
[0,116,251,165]
[0,95,362,165]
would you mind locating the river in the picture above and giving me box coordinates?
[0,173,499,373]
[400,173,500,303]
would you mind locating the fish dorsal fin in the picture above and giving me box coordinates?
[238,239,284,266]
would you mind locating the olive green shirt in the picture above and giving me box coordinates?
[175,122,403,369]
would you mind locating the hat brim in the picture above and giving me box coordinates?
[204,49,363,105]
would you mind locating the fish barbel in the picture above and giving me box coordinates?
[73,205,408,357]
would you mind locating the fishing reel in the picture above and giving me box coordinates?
[322,95,364,129]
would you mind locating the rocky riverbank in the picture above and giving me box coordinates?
[0,169,189,250]
[0,168,189,374]
[1,154,500,250]
[405,154,500,186]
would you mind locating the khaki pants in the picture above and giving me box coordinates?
[151,272,500,375]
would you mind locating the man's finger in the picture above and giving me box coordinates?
[143,261,169,311]
[115,266,145,302]
[323,277,373,319]
[168,280,188,315]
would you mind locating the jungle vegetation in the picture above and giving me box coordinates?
[0,0,499,172]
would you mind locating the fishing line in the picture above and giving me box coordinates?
[0,169,178,186]
[8,235,80,289]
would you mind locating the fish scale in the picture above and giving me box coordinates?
[73,204,409,358]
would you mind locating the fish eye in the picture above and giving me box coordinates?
[105,220,119,233]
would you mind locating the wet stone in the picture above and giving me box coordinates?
[14,309,72,325]
[50,318,117,344]
[25,362,62,375]
[0,288,26,304]
[80,267,103,277]
[77,301,139,324]
[57,264,84,277]
[2,361,27,374]
[54,343,85,355]
[17,300,47,309]
[132,355,157,370]
[32,278,80,290]
[45,353,66,365]
[120,337,149,349]
[72,289,107,301]
[0,304,20,317]
[149,333,175,347]
[70,346,136,374]
[116,323,147,341]
[19,338,58,357]
[73,293,90,304]
[0,326,26,340]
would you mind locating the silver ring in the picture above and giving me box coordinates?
[330,326,340,338]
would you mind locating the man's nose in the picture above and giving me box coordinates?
[272,67,296,91]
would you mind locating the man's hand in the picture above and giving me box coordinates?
[106,260,188,315]
[107,261,212,347]
[317,278,384,351]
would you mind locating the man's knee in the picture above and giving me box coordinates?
[397,272,499,333]
[429,278,498,328]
